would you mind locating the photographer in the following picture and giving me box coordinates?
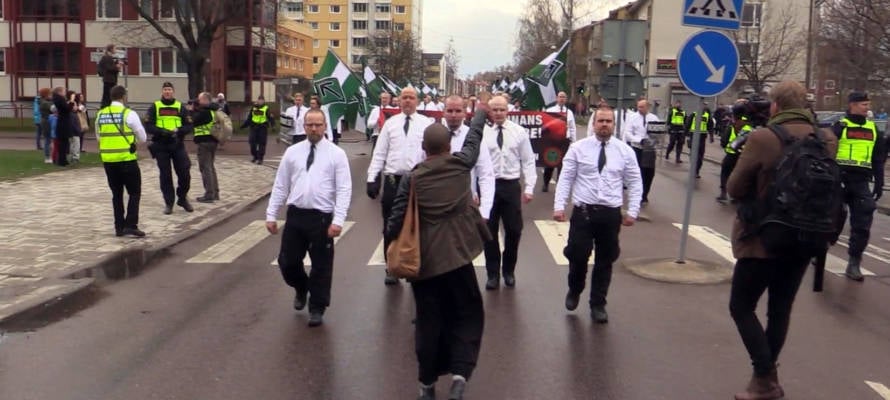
[98,44,125,108]
[717,105,754,203]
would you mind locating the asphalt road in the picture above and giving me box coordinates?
[1,136,890,400]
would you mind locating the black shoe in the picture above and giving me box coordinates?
[675,159,683,163]
[641,198,649,205]
[485,276,500,290]
[121,227,146,238]
[565,291,580,311]
[257,159,263,165]
[177,199,194,212]
[251,158,257,164]
[115,229,124,237]
[196,195,214,203]
[716,194,728,203]
[308,312,324,327]
[384,272,399,285]
[163,205,173,215]
[213,194,220,201]
[591,306,609,324]
[293,290,308,311]
[845,256,865,281]
[449,379,467,400]
[696,174,702,179]
[418,385,435,400]
[503,275,516,287]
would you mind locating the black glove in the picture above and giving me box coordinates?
[874,186,883,201]
[367,180,381,200]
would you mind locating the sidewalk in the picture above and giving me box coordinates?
[0,156,277,322]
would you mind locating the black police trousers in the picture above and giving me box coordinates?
[154,145,191,206]
[841,177,876,258]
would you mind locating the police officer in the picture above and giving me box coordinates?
[717,114,753,203]
[665,100,686,163]
[693,104,714,178]
[834,92,887,281]
[96,85,148,237]
[241,95,275,164]
[145,82,194,215]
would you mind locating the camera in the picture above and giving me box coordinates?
[731,95,771,128]
[114,57,129,66]
[729,130,751,152]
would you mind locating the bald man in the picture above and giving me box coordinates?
[367,87,434,285]
[543,91,577,192]
[481,96,537,290]
[622,99,661,203]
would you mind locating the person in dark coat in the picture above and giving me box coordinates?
[98,44,123,108]
[51,87,75,166]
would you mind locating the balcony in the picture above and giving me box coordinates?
[352,12,368,20]
[374,12,391,20]
[283,11,303,20]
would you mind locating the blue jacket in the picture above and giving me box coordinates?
[32,97,41,125]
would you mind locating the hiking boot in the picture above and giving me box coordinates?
[845,256,864,281]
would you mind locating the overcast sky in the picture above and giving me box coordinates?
[421,0,625,77]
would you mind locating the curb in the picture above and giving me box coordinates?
[0,188,272,325]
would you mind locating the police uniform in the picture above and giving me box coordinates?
[241,100,275,164]
[693,108,713,178]
[717,118,753,201]
[95,100,148,237]
[145,89,194,213]
[665,106,686,162]
[833,92,887,280]
[192,103,220,202]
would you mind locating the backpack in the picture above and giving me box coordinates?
[756,124,842,257]
[211,109,233,142]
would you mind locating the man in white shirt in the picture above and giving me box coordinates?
[419,94,436,111]
[266,109,352,327]
[307,95,333,142]
[542,91,577,192]
[554,106,642,324]
[435,97,446,111]
[367,87,434,285]
[621,99,660,203]
[368,92,398,149]
[282,92,309,144]
[481,96,537,290]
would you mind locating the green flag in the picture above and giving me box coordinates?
[313,49,362,130]
[379,74,401,96]
[361,58,385,107]
[523,40,569,110]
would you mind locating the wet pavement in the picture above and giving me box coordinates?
[1,133,890,399]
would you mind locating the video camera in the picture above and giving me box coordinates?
[731,95,771,128]
[114,57,129,66]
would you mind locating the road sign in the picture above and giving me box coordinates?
[677,30,739,98]
[682,0,744,30]
[599,64,644,103]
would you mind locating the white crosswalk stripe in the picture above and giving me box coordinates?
[367,230,505,267]
[866,381,890,400]
[838,234,890,264]
[186,220,283,264]
[270,221,356,266]
[534,220,573,265]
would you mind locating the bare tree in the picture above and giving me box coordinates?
[820,0,890,95]
[444,37,461,77]
[732,2,807,93]
[513,0,563,74]
[361,29,423,83]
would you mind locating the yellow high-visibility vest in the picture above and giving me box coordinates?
[154,100,182,131]
[836,118,877,168]
[96,105,137,163]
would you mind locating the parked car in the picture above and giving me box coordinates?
[816,111,845,128]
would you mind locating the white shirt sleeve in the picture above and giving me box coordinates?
[474,145,495,218]
[567,110,576,141]
[333,148,352,226]
[554,144,578,212]
[519,133,538,195]
[367,118,392,181]
[622,144,643,219]
[126,110,148,143]
[266,148,294,222]
[368,106,381,135]
[322,107,333,141]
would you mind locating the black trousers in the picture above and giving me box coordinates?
[277,207,335,313]
[542,166,561,188]
[380,174,403,262]
[665,126,685,160]
[103,160,141,232]
[154,145,191,206]
[692,133,707,176]
[101,81,115,108]
[632,147,655,201]
[729,255,808,376]
[485,179,523,278]
[56,135,70,166]
[841,177,876,257]
[248,127,268,161]
[412,264,484,385]
[720,153,739,190]
[564,205,622,306]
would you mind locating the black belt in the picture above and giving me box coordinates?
[495,178,519,183]
[287,205,331,217]
[575,203,620,213]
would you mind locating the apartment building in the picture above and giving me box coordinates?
[280,0,423,73]
[0,0,276,103]
[277,19,314,78]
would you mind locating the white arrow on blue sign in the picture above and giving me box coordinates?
[677,30,739,98]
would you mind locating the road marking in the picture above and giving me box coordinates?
[838,235,890,264]
[534,220,572,265]
[866,381,890,399]
[822,252,876,277]
[270,221,355,266]
[367,229,504,266]
[672,223,735,262]
[186,220,281,264]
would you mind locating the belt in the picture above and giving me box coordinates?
[287,205,331,216]
[574,203,620,213]
[495,178,519,183]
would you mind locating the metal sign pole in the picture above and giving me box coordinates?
[677,99,704,263]
[615,20,627,136]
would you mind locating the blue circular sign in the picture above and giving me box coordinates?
[677,30,739,98]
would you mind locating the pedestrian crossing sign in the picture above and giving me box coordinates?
[682,0,744,30]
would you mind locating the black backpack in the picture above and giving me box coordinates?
[757,124,842,257]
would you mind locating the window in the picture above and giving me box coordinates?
[824,95,834,105]
[18,1,80,20]
[313,56,319,64]
[810,79,817,90]
[330,22,341,31]
[277,56,282,68]
[352,55,363,64]
[139,0,152,16]
[0,49,5,73]
[97,0,121,19]
[159,49,187,74]
[395,5,406,14]
[298,60,304,72]
[307,4,319,13]
[286,2,302,13]
[298,39,305,50]
[375,20,390,30]
[330,5,340,13]
[353,37,368,47]
[313,39,320,48]
[140,49,154,75]
[741,3,763,28]
[19,43,82,75]
[375,4,390,13]
[353,3,367,13]
[226,48,276,79]
[309,21,319,30]
[737,43,756,64]
[331,39,340,48]
[374,38,387,48]
[353,20,367,30]
[394,22,405,31]
[824,80,836,90]
[160,0,177,19]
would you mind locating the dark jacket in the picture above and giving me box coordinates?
[239,104,275,130]
[832,112,886,185]
[146,98,194,151]
[728,109,838,259]
[385,111,493,280]
[98,54,120,84]
[51,93,74,139]
[192,103,220,144]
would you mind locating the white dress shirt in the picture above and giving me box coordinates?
[482,120,538,195]
[621,111,661,147]
[368,105,399,137]
[436,102,446,111]
[546,104,577,141]
[95,101,148,143]
[418,102,437,111]
[554,136,643,219]
[283,105,309,137]
[266,138,352,226]
[367,111,433,181]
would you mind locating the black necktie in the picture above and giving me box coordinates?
[598,142,607,173]
[296,107,301,118]
[497,125,504,149]
[404,115,410,135]
[307,143,315,170]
